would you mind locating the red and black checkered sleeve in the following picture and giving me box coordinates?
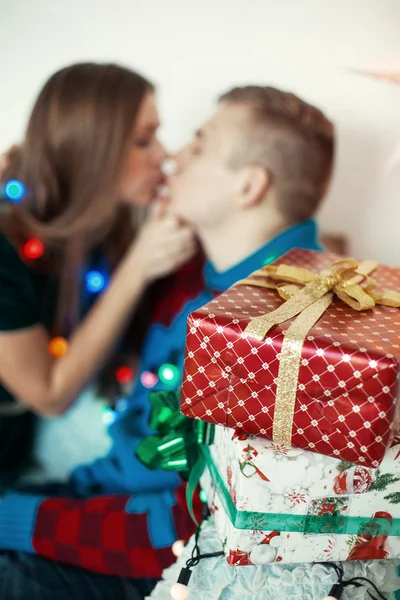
[32,486,200,579]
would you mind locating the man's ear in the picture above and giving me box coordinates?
[238,166,271,209]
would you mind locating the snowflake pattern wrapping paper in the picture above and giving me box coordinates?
[182,249,400,467]
[199,425,400,566]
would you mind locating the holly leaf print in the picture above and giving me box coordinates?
[370,473,400,492]
[338,461,354,472]
[384,492,400,504]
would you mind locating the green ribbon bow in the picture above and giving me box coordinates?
[135,390,214,524]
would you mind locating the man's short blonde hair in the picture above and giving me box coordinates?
[219,86,335,222]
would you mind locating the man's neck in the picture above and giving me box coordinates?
[198,210,290,273]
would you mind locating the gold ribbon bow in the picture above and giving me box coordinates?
[236,259,400,447]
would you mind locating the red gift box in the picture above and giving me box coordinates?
[181,249,400,468]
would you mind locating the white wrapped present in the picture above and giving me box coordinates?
[200,425,400,565]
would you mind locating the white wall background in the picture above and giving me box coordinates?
[1,0,400,264]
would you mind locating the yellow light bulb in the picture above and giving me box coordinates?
[171,540,185,558]
[170,583,190,600]
[49,336,69,358]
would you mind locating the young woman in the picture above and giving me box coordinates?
[0,62,195,486]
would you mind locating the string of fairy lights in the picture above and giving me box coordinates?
[3,183,205,591]
[1,179,181,401]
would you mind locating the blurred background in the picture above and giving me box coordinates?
[1,0,400,264]
[0,0,399,495]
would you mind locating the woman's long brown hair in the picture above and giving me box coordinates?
[0,62,153,334]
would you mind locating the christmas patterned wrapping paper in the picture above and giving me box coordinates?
[182,249,400,467]
[199,425,400,566]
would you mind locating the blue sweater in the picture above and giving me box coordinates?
[70,220,322,496]
[0,220,322,562]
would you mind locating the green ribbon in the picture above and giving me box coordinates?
[136,394,400,537]
[135,390,214,525]
[202,444,400,537]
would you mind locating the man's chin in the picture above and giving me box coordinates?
[168,203,192,226]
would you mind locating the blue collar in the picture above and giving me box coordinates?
[204,219,321,292]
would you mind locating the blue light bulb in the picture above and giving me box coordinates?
[86,270,106,293]
[102,407,117,426]
[4,179,25,202]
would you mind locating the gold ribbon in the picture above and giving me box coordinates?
[235,259,400,446]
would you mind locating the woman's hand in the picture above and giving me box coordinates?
[127,202,196,283]
[0,198,195,416]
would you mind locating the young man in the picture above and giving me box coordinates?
[0,86,334,598]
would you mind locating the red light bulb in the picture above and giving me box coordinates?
[115,366,133,384]
[23,238,44,260]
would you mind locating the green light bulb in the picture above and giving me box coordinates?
[199,490,207,503]
[158,363,180,386]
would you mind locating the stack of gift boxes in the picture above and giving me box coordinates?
[181,249,400,566]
